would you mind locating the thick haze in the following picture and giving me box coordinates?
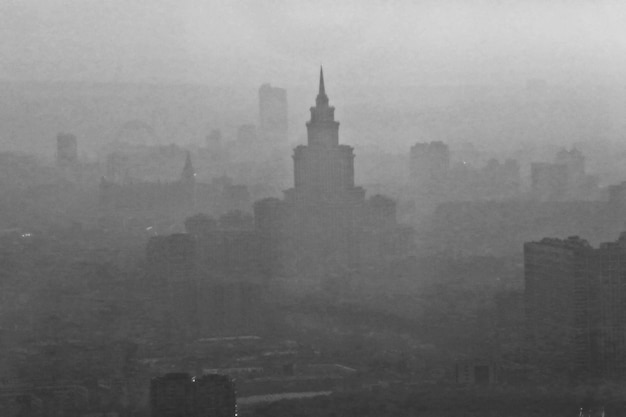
[4,0,626,161]
[2,0,626,87]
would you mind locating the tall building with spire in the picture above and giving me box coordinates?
[285,67,364,207]
[255,68,409,274]
[280,68,365,267]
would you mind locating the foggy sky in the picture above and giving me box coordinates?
[2,0,626,88]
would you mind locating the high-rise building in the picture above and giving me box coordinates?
[530,148,598,201]
[524,236,598,378]
[259,83,288,143]
[255,68,405,272]
[285,67,362,203]
[524,233,626,380]
[193,374,237,417]
[282,67,367,267]
[555,147,585,185]
[150,373,195,417]
[595,235,626,379]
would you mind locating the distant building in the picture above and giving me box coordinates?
[146,225,266,338]
[530,162,568,201]
[255,68,407,274]
[525,233,626,380]
[594,235,626,380]
[530,148,599,201]
[409,141,450,184]
[407,142,521,214]
[150,373,194,417]
[524,236,597,378]
[608,181,626,214]
[480,158,521,198]
[99,152,251,232]
[56,133,78,167]
[99,152,196,224]
[555,147,585,186]
[259,84,288,143]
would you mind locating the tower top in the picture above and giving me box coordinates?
[316,66,329,107]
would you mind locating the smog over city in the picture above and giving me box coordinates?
[2,1,626,416]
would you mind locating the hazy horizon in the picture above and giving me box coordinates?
[2,0,626,89]
[4,0,626,178]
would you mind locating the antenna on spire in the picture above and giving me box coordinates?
[319,66,325,96]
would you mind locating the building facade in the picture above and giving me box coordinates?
[255,68,406,275]
[146,227,267,339]
[259,84,288,144]
[524,233,626,380]
[524,236,599,379]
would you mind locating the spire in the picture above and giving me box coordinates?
[316,66,329,107]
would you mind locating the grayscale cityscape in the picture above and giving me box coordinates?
[1,1,626,416]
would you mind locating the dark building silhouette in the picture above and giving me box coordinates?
[99,152,197,230]
[146,224,266,338]
[151,373,194,417]
[525,233,626,380]
[595,236,626,380]
[555,147,585,186]
[608,181,626,218]
[259,84,288,143]
[99,152,251,233]
[530,148,598,201]
[455,360,498,385]
[255,68,407,275]
[407,141,521,218]
[193,374,237,417]
[524,236,598,379]
[283,67,365,267]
